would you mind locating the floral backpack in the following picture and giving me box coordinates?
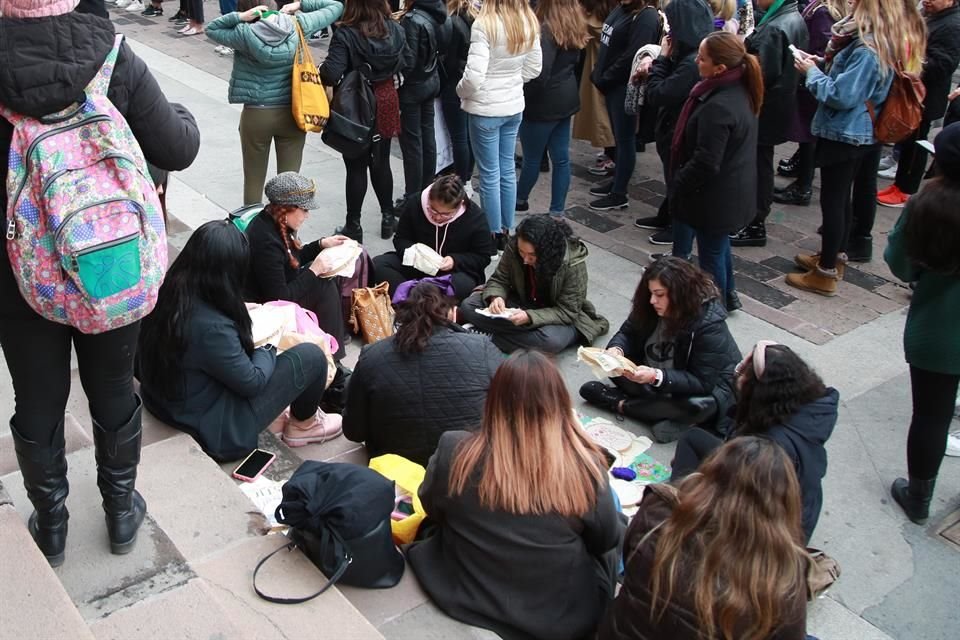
[0,34,166,334]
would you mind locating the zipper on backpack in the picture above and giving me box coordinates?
[5,218,16,240]
[54,198,146,248]
[40,152,137,196]
[69,232,139,272]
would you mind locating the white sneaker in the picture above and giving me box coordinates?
[947,431,960,457]
[115,0,133,8]
[877,155,897,171]
[464,183,475,199]
[878,163,898,179]
[125,0,144,11]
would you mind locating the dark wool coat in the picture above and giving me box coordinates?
[921,4,960,122]
[607,298,741,434]
[407,430,625,640]
[523,24,582,122]
[670,83,758,234]
[342,327,502,466]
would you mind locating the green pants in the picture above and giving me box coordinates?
[239,106,306,205]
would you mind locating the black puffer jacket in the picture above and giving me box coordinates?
[921,4,960,122]
[607,298,741,434]
[441,8,474,90]
[342,326,502,466]
[745,0,808,146]
[399,0,450,105]
[523,24,582,121]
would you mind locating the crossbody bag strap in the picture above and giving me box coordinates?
[252,527,353,604]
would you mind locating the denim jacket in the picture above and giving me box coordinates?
[807,40,893,146]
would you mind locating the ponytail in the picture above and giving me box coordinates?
[742,53,764,115]
[394,283,456,353]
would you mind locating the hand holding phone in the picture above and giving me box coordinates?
[789,44,807,62]
[233,449,277,482]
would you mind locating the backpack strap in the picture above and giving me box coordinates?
[252,527,353,605]
[85,34,125,99]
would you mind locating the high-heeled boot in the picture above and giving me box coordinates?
[335,211,363,244]
[10,418,69,567]
[93,395,147,554]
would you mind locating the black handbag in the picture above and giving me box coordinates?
[253,462,405,604]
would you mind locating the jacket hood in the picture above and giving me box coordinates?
[665,0,714,53]
[692,296,729,330]
[565,238,590,267]
[410,0,448,24]
[0,13,114,117]
[251,12,295,46]
[355,21,407,76]
[778,387,839,446]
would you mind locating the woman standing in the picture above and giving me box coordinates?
[587,0,661,212]
[515,0,589,217]
[457,0,542,246]
[885,123,960,525]
[573,0,618,173]
[319,0,408,242]
[786,0,926,296]
[670,31,762,310]
[597,437,809,640]
[407,351,624,640]
[440,0,479,185]
[207,0,344,206]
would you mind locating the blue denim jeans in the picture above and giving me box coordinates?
[695,229,735,296]
[604,83,636,196]
[517,117,572,216]
[219,0,237,14]
[469,112,522,233]
[672,221,695,259]
[440,84,474,183]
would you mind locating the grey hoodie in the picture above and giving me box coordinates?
[252,12,295,46]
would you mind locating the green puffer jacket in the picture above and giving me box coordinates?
[482,238,610,343]
[206,0,344,106]
[884,208,960,375]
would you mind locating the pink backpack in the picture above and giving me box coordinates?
[0,35,166,334]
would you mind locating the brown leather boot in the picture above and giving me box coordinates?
[785,265,839,296]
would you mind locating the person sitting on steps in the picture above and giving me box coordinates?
[579,257,740,444]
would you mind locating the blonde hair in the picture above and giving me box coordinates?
[708,0,735,21]
[448,351,609,517]
[537,0,590,50]
[447,0,479,18]
[852,0,926,73]
[477,0,540,54]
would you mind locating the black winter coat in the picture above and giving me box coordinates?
[244,210,324,304]
[342,328,502,466]
[407,430,625,640]
[318,19,408,86]
[607,298,741,434]
[140,302,277,462]
[591,5,662,94]
[399,0,450,105]
[670,83,758,234]
[392,197,494,287]
[523,24,582,121]
[921,5,960,122]
[441,9,474,90]
[745,0,808,145]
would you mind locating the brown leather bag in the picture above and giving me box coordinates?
[867,65,926,144]
[349,282,395,344]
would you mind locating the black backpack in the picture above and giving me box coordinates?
[407,9,452,80]
[321,62,379,159]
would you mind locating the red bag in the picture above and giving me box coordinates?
[373,77,401,139]
[867,66,926,144]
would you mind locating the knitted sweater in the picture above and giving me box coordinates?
[206,0,343,106]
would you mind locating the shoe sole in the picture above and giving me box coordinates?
[647,236,673,246]
[589,189,612,196]
[772,197,811,206]
[877,200,907,208]
[587,168,614,176]
[634,222,668,230]
[282,430,343,447]
[589,202,628,211]
[111,532,139,555]
[785,278,837,297]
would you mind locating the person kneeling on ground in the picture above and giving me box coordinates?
[372,175,495,302]
[342,283,502,466]
[138,221,343,462]
[580,257,740,443]
[407,351,625,640]
[597,437,809,640]
[458,214,609,353]
[671,341,838,542]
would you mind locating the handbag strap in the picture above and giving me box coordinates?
[252,527,353,605]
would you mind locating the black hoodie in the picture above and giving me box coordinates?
[398,0,449,104]
[319,18,409,87]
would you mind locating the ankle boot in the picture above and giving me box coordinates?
[10,418,69,567]
[891,475,936,525]
[93,395,147,555]
[380,211,396,240]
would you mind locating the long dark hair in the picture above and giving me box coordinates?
[903,177,960,276]
[630,257,719,337]
[139,221,254,397]
[393,283,455,353]
[514,214,574,297]
[734,344,827,435]
[339,0,391,38]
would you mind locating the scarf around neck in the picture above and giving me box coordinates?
[823,15,859,66]
[670,65,746,172]
[758,0,787,26]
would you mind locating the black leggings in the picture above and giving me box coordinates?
[794,141,816,191]
[372,252,479,301]
[0,257,139,446]
[612,378,718,425]
[344,137,394,217]
[907,366,960,480]
[670,427,723,478]
[817,139,881,269]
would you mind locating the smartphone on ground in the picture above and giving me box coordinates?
[232,449,277,482]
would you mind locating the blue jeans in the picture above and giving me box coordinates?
[604,83,636,195]
[440,84,474,183]
[695,229,735,296]
[469,112,522,233]
[219,0,237,14]
[672,221,695,259]
[517,117,572,216]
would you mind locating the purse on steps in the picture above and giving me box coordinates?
[349,282,395,344]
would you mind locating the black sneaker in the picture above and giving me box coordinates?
[589,193,628,211]
[729,222,766,247]
[589,181,613,197]
[648,227,674,246]
[168,9,186,21]
[579,381,627,413]
[515,200,529,212]
[846,235,873,262]
[142,4,162,16]
[772,182,812,206]
[634,215,669,230]
[725,290,743,312]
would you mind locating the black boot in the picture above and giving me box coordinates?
[380,211,396,240]
[93,396,147,555]
[579,381,627,413]
[730,221,767,247]
[846,235,873,263]
[335,212,363,244]
[891,475,936,525]
[777,150,800,177]
[10,418,69,567]
[725,290,743,312]
[772,182,812,206]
